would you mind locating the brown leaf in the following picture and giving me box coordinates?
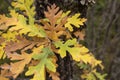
[0,69,13,78]
[28,60,39,66]
[44,4,63,26]
[5,36,36,55]
[49,72,60,80]
[74,30,85,40]
[5,36,48,55]
[42,4,71,41]
[0,37,5,45]
[0,76,9,80]
[0,63,10,70]
[0,15,17,30]
[8,52,32,78]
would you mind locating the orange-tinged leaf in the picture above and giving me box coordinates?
[0,76,9,80]
[5,36,38,55]
[44,4,63,25]
[0,15,17,30]
[49,72,60,80]
[74,30,86,40]
[0,37,5,44]
[0,69,13,77]
[8,52,32,78]
[0,64,10,70]
[42,4,71,41]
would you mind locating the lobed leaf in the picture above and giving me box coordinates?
[54,39,103,68]
[12,0,35,25]
[65,14,87,32]
[41,4,71,41]
[0,15,17,31]
[1,52,32,78]
[9,12,46,37]
[26,47,57,80]
[54,39,89,59]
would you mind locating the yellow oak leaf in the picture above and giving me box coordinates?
[12,0,35,25]
[54,38,90,63]
[2,31,18,42]
[9,14,46,37]
[65,14,87,32]
[54,39,77,58]
[68,46,90,62]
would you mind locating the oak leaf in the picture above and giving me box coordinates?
[54,39,77,58]
[0,15,17,30]
[54,39,89,58]
[74,30,85,40]
[7,52,32,78]
[54,39,100,65]
[26,47,57,80]
[9,0,46,37]
[65,14,87,32]
[0,76,9,80]
[2,31,18,42]
[49,72,60,80]
[5,36,35,54]
[9,14,46,37]
[42,4,71,40]
[12,0,35,25]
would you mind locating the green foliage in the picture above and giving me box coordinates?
[0,0,106,80]
[81,69,107,80]
[26,47,56,80]
[54,39,78,58]
[10,0,46,37]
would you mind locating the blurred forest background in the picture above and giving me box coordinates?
[0,0,120,80]
[86,0,120,79]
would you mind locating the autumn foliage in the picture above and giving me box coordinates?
[0,0,106,80]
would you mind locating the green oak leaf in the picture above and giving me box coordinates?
[25,47,56,80]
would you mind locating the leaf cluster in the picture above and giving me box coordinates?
[0,0,106,80]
